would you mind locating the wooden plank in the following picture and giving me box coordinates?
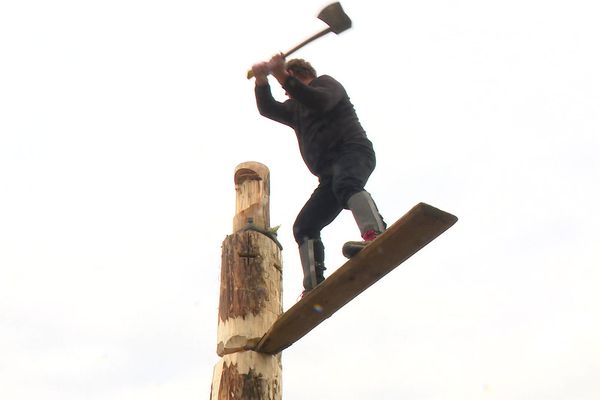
[252,202,458,355]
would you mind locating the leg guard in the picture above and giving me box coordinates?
[347,191,386,237]
[343,191,386,258]
[299,238,326,291]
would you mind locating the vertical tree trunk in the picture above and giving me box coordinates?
[211,162,283,400]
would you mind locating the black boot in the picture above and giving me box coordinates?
[342,191,386,258]
[299,238,326,294]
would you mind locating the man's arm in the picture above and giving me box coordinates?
[254,84,294,126]
[252,62,294,126]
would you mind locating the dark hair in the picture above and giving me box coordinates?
[285,59,317,79]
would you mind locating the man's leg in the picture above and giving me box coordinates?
[293,180,342,292]
[330,146,387,258]
[342,191,387,258]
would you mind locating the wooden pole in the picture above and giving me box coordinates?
[211,162,283,400]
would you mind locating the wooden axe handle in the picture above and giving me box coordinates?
[246,27,333,79]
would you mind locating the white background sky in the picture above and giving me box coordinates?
[1,0,598,399]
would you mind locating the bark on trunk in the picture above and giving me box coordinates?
[211,353,282,400]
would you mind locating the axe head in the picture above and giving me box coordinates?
[318,2,352,34]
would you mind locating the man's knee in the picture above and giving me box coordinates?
[333,179,364,208]
[293,223,320,245]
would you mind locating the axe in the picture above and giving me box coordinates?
[246,2,352,79]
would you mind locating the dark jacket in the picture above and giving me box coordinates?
[255,75,373,176]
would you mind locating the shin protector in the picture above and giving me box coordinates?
[299,238,326,291]
[343,191,386,258]
[347,191,386,237]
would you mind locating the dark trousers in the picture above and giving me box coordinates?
[293,145,376,244]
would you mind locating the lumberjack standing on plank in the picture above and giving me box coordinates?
[252,53,386,296]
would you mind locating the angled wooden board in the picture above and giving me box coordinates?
[252,202,458,355]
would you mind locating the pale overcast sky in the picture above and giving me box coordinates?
[1,1,599,399]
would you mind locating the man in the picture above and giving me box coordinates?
[252,53,386,295]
